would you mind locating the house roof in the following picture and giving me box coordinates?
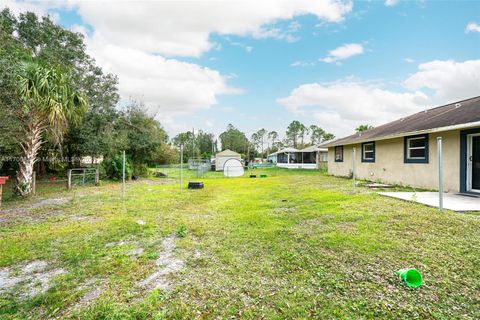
[324,96,480,147]
[299,145,328,152]
[277,147,299,153]
[216,149,241,157]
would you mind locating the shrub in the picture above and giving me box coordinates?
[109,154,133,180]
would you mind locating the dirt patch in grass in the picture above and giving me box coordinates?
[138,236,185,291]
[0,197,71,226]
[135,179,175,185]
[0,260,65,299]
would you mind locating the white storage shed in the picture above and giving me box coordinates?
[215,149,242,171]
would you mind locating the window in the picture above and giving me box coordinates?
[335,146,343,162]
[404,134,429,163]
[362,142,375,162]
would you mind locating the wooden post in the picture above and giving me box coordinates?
[122,151,126,199]
[32,171,36,195]
[0,185,3,207]
[68,169,72,190]
[95,168,99,185]
[82,168,86,186]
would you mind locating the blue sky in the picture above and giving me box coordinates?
[5,0,480,140]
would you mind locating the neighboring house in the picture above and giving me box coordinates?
[81,156,104,165]
[215,149,242,171]
[267,146,328,169]
[323,96,480,193]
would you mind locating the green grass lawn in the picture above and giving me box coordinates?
[0,168,479,319]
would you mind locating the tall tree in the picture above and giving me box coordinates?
[219,124,248,153]
[14,61,87,196]
[268,131,278,152]
[250,132,259,157]
[255,128,267,157]
[0,9,120,170]
[286,120,303,148]
[196,130,215,158]
[309,125,325,145]
[120,103,168,174]
[322,133,335,142]
[299,124,308,147]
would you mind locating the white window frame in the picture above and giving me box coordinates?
[362,142,375,161]
[406,137,427,160]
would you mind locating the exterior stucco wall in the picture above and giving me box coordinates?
[328,130,461,192]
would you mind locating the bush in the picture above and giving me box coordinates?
[133,163,149,177]
[109,154,133,180]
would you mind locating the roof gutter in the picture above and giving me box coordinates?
[325,120,480,147]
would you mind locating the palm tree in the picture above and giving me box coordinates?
[15,61,87,196]
[356,124,374,132]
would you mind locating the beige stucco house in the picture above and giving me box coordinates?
[323,96,480,193]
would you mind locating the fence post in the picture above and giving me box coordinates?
[437,137,444,212]
[32,171,36,195]
[68,169,72,190]
[180,145,183,192]
[95,168,99,185]
[82,168,86,186]
[122,151,126,199]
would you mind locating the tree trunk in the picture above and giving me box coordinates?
[15,122,44,196]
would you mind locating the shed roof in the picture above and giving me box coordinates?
[324,96,480,147]
[216,149,241,157]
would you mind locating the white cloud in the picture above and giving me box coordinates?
[385,0,399,7]
[278,81,428,121]
[72,0,353,57]
[70,24,88,37]
[277,81,429,136]
[1,0,46,16]
[404,58,415,63]
[279,58,480,137]
[291,60,316,67]
[87,40,241,118]
[320,43,364,63]
[404,59,480,102]
[254,20,303,43]
[465,22,480,33]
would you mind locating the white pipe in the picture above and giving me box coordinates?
[352,147,356,193]
[437,137,444,212]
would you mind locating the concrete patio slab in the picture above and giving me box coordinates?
[379,192,480,212]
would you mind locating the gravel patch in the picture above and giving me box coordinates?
[0,260,65,298]
[138,236,185,290]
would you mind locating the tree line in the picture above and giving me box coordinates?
[0,8,374,197]
[173,121,336,161]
